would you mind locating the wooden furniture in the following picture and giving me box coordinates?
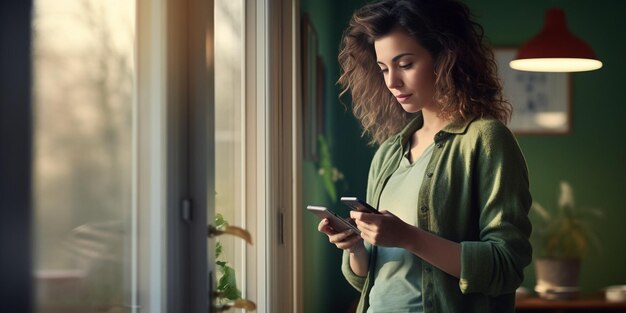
[516,295,626,313]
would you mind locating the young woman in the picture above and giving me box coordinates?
[317,0,532,312]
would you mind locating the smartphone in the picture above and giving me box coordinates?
[306,205,360,234]
[340,197,380,214]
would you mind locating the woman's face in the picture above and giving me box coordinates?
[374,29,436,113]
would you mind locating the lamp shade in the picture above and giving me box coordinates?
[510,8,602,72]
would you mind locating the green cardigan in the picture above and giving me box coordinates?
[342,112,532,313]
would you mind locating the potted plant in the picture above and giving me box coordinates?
[531,181,602,300]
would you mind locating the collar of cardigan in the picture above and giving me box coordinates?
[395,111,478,146]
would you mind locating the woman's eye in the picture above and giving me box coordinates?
[379,68,389,74]
[399,63,413,69]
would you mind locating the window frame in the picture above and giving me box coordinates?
[38,0,301,311]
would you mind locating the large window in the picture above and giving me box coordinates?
[29,0,297,312]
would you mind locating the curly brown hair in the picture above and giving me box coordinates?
[338,0,511,145]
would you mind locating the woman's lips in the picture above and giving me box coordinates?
[395,94,412,102]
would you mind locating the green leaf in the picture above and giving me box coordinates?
[217,265,241,300]
[215,213,228,230]
[216,241,223,259]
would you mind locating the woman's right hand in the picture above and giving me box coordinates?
[317,218,365,253]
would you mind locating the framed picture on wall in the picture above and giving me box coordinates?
[494,48,572,135]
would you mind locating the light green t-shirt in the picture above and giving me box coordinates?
[367,142,434,313]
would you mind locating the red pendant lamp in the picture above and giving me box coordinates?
[510,8,602,72]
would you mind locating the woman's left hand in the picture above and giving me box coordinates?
[350,210,413,248]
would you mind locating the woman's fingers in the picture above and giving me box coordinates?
[350,211,380,233]
[317,218,337,235]
[354,219,376,233]
[335,233,362,250]
[350,210,381,224]
[317,218,363,250]
[317,218,328,232]
[350,209,409,247]
[328,229,357,244]
[349,210,362,220]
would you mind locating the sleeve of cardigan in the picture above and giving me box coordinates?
[341,250,367,291]
[459,121,533,296]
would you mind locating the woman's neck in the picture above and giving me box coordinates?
[420,107,448,134]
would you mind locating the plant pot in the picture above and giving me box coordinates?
[535,258,581,300]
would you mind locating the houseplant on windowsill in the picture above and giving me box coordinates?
[531,181,602,300]
[213,213,256,311]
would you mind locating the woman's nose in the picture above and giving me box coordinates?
[386,69,403,89]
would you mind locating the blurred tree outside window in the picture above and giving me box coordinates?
[32,0,135,311]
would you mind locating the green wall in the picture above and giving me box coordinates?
[302,0,626,311]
